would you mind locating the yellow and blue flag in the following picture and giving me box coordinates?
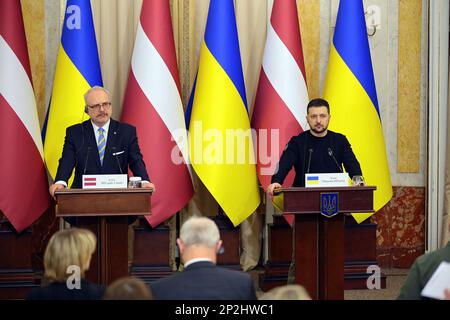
[188,0,260,226]
[324,0,392,223]
[43,0,102,181]
[306,175,319,186]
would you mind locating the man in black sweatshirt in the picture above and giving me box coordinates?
[267,98,362,195]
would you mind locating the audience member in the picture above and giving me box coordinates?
[259,284,311,300]
[397,240,450,299]
[150,216,257,300]
[103,276,153,300]
[27,228,104,300]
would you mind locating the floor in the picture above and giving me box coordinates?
[344,268,408,300]
[252,268,409,300]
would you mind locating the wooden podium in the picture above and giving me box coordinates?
[55,188,152,285]
[280,186,375,300]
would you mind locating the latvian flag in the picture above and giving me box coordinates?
[83,177,97,187]
[0,0,50,232]
[121,0,193,227]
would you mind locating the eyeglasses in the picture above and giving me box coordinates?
[87,102,111,111]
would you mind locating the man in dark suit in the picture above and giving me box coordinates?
[150,217,257,300]
[49,86,155,197]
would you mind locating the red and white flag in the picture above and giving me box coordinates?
[251,0,309,224]
[122,0,193,227]
[252,0,309,189]
[0,0,50,232]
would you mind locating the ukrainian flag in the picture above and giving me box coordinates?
[43,0,102,181]
[188,0,260,226]
[306,176,319,186]
[324,0,392,223]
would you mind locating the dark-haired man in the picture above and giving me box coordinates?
[267,98,362,195]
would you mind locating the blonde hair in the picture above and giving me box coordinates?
[180,216,220,248]
[44,228,96,283]
[103,277,153,300]
[259,285,311,300]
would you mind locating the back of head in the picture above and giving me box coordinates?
[103,277,153,300]
[180,216,220,248]
[259,285,311,300]
[44,228,96,283]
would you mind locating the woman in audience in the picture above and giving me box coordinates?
[259,284,311,300]
[103,276,153,300]
[27,228,103,300]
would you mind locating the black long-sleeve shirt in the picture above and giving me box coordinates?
[271,130,362,187]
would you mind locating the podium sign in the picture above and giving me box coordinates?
[305,173,349,187]
[82,174,128,189]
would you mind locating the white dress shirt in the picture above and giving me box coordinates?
[183,258,214,268]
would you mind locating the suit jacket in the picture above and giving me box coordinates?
[26,280,105,300]
[397,241,450,300]
[150,261,257,300]
[55,119,150,188]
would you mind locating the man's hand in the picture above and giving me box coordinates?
[444,288,450,300]
[49,183,65,200]
[267,183,282,197]
[142,182,156,191]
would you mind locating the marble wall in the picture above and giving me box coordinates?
[397,0,423,173]
[374,187,426,268]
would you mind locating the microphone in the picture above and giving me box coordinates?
[112,147,123,174]
[328,147,343,173]
[306,148,313,173]
[83,146,91,175]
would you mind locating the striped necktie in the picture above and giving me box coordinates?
[97,127,106,165]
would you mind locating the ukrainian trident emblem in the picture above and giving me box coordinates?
[320,192,339,218]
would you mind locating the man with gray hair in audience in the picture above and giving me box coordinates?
[150,216,257,300]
